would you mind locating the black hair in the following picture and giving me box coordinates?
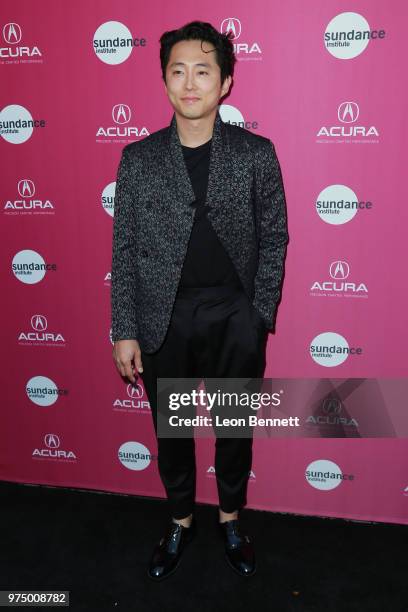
[159,20,236,85]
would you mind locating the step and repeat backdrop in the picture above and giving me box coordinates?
[2,1,407,524]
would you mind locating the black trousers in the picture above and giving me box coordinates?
[140,281,268,519]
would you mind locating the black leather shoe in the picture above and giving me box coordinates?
[218,518,256,576]
[147,517,196,581]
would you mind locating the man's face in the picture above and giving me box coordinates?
[163,38,231,120]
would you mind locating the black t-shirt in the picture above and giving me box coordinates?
[179,138,241,287]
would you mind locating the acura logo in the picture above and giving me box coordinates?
[31,315,47,331]
[3,22,22,44]
[45,434,60,448]
[112,104,131,125]
[18,179,35,198]
[338,102,359,124]
[127,383,144,399]
[322,398,342,415]
[329,260,350,279]
[220,17,242,40]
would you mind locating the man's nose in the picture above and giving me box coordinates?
[185,70,195,89]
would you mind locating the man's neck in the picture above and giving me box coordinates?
[175,110,216,147]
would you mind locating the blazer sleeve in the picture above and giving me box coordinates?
[110,145,140,342]
[253,139,289,331]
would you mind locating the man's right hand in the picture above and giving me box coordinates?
[112,339,143,384]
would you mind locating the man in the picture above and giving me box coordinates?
[111,21,288,581]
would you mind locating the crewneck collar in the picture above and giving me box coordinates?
[181,137,212,150]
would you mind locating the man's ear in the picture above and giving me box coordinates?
[221,75,232,97]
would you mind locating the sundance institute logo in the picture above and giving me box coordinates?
[310,332,363,367]
[93,21,147,65]
[324,12,385,59]
[0,104,45,144]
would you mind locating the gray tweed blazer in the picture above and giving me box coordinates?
[111,109,289,353]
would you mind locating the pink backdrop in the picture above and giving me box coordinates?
[2,1,407,524]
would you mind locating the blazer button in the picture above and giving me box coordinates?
[142,250,149,258]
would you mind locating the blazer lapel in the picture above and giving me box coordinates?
[205,110,232,211]
[165,109,232,213]
[166,112,195,206]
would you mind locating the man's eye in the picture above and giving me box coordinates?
[198,71,209,75]
[173,70,183,75]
